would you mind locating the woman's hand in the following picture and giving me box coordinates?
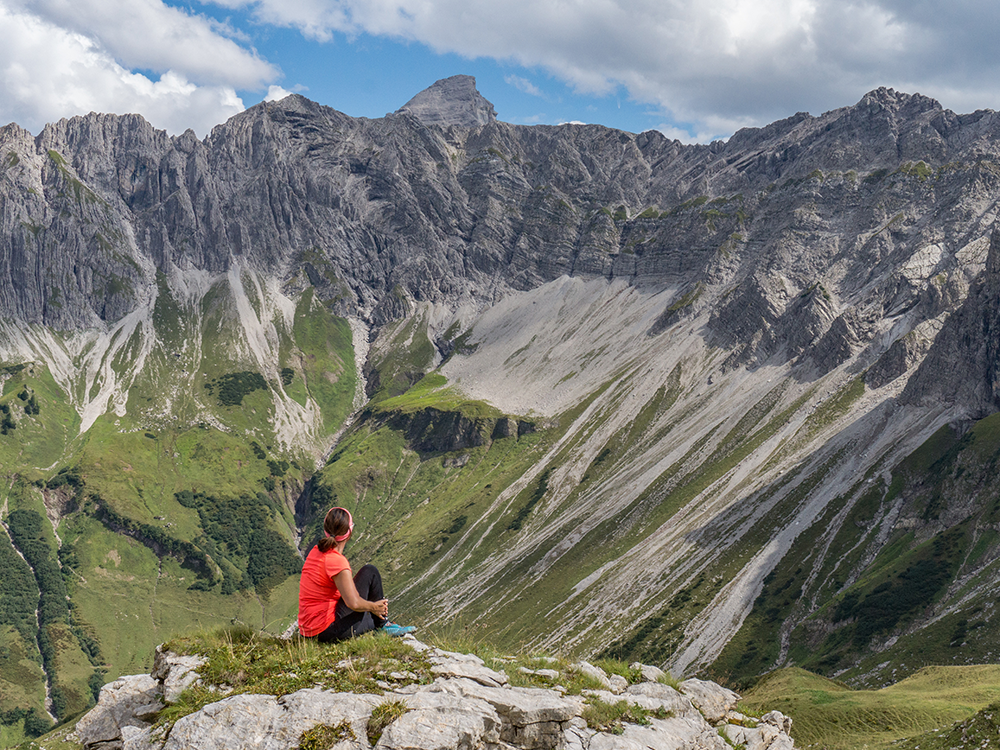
[334,570,389,617]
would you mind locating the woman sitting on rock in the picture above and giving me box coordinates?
[298,506,414,641]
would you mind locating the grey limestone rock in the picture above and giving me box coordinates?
[421,676,583,748]
[630,663,667,683]
[151,647,206,703]
[73,674,163,749]
[573,661,613,690]
[608,675,628,695]
[429,660,507,687]
[121,724,165,750]
[760,710,793,734]
[623,682,702,722]
[6,79,999,359]
[380,690,501,750]
[588,716,730,750]
[726,722,794,750]
[427,648,508,687]
[396,75,497,128]
[622,716,731,750]
[160,693,285,750]
[562,717,594,750]
[161,690,379,750]
[677,679,741,725]
[69,645,795,750]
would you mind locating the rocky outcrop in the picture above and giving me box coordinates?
[396,75,498,127]
[367,407,535,455]
[72,675,163,748]
[150,646,206,704]
[69,637,795,750]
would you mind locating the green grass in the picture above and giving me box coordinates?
[803,377,865,437]
[0,280,356,729]
[368,311,437,402]
[61,513,271,681]
[155,625,659,735]
[741,666,1000,750]
[311,415,555,611]
[373,373,501,420]
[0,361,81,473]
[0,628,46,722]
[157,627,432,728]
[894,699,1000,749]
[367,701,408,744]
[581,697,671,733]
[298,721,355,750]
[290,289,357,431]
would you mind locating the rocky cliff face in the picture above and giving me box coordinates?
[5,78,1000,734]
[7,83,1000,334]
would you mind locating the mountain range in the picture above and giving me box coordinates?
[3,74,1000,739]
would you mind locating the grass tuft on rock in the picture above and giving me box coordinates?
[367,700,408,745]
[297,721,354,750]
[157,627,431,729]
[592,658,641,684]
[582,697,671,734]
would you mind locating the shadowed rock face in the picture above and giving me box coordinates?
[901,226,1000,415]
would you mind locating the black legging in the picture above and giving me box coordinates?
[316,564,387,643]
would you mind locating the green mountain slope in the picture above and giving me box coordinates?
[740,665,1000,750]
[712,412,1000,689]
[0,275,357,738]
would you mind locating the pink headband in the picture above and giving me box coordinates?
[325,507,354,542]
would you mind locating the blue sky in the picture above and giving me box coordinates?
[234,24,668,135]
[3,0,1000,143]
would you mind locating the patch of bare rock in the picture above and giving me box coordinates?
[69,638,794,750]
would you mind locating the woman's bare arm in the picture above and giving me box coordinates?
[334,569,389,617]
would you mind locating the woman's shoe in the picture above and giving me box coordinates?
[382,622,416,637]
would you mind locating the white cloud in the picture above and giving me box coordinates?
[504,74,543,98]
[0,3,246,135]
[205,0,1000,134]
[264,84,293,101]
[11,0,277,88]
[656,125,724,146]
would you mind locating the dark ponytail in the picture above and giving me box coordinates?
[317,507,351,552]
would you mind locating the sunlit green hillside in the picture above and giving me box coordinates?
[741,666,1000,750]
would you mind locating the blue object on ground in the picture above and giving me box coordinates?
[382,622,416,637]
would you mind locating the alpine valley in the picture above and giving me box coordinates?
[4,74,1000,741]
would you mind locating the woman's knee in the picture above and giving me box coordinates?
[354,564,383,598]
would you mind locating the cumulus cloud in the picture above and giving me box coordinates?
[264,84,293,101]
[15,0,276,87]
[0,0,277,135]
[205,0,1000,136]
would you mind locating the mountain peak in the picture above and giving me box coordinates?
[857,86,943,114]
[395,74,497,127]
